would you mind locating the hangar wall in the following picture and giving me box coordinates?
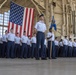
[0,0,76,37]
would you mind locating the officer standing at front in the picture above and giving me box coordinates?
[2,30,8,58]
[21,31,28,58]
[7,28,15,58]
[34,14,46,60]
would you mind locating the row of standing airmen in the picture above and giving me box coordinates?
[0,14,76,60]
[0,28,76,59]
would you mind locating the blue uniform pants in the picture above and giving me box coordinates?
[59,46,63,57]
[43,45,46,58]
[6,41,15,58]
[51,41,56,59]
[21,43,28,58]
[73,47,76,57]
[0,43,3,57]
[36,32,45,59]
[27,45,31,58]
[68,46,73,57]
[47,41,51,59]
[31,43,36,58]
[55,45,59,57]
[14,44,20,58]
[2,42,7,58]
[63,45,68,57]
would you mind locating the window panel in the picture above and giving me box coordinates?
[4,17,8,20]
[0,27,2,29]
[4,20,8,22]
[0,22,3,24]
[0,10,9,36]
[4,23,8,26]
[0,20,3,23]
[4,12,8,15]
[0,17,3,20]
[3,27,8,33]
[4,27,7,30]
[0,27,2,34]
[4,15,9,18]
[0,14,3,17]
[0,33,2,36]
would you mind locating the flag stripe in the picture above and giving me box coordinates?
[27,8,31,36]
[8,22,10,33]
[10,22,12,31]
[21,8,26,36]
[12,23,14,29]
[24,8,28,33]
[20,26,22,37]
[30,9,34,37]
[25,8,30,36]
[13,24,16,34]
[17,25,20,33]
[29,8,33,35]
[16,24,18,34]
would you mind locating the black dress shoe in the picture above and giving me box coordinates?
[35,58,40,60]
[31,57,34,59]
[41,58,47,60]
[48,57,51,59]
[52,57,56,59]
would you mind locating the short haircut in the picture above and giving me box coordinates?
[5,30,7,32]
[69,38,71,40]
[39,14,44,17]
[55,37,57,39]
[64,36,67,38]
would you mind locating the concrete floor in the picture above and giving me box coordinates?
[0,58,76,75]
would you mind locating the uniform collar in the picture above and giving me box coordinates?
[39,20,44,23]
[10,32,14,34]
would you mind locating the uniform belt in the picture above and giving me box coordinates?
[32,43,36,44]
[68,46,72,47]
[15,43,20,45]
[60,46,63,47]
[8,40,14,42]
[37,31,44,34]
[48,41,52,42]
[55,45,59,47]
[22,43,27,44]
[3,41,7,43]
[64,45,68,46]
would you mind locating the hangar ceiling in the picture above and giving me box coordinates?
[0,0,76,37]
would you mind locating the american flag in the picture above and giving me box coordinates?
[8,1,34,37]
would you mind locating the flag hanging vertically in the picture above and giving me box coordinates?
[50,16,57,31]
[8,1,34,37]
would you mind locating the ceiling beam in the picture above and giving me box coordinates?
[33,0,45,10]
[0,0,7,9]
[31,0,41,14]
